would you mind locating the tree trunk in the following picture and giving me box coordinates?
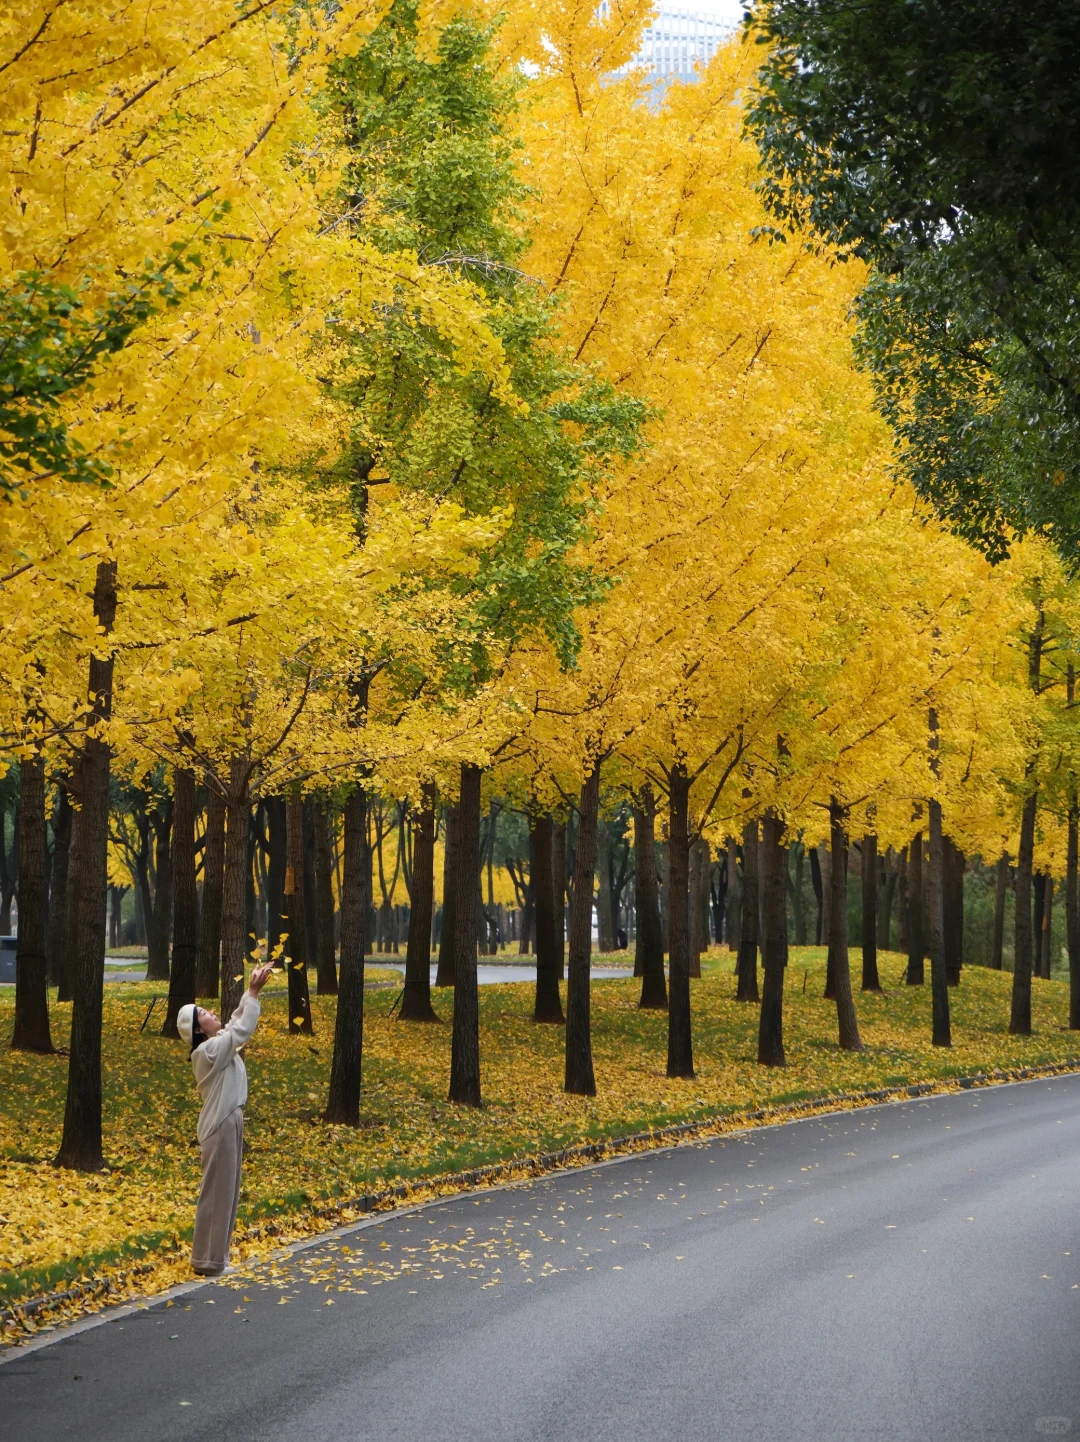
[12,752,53,1052]
[878,848,897,951]
[688,839,703,979]
[906,832,925,984]
[553,819,568,981]
[736,819,759,1001]
[1044,873,1054,979]
[991,852,1009,971]
[285,793,314,1035]
[564,763,600,1096]
[757,812,787,1067]
[220,756,251,1022]
[1010,790,1037,1035]
[634,794,667,1009]
[55,560,116,1172]
[401,783,437,1021]
[449,764,482,1106]
[314,800,338,996]
[927,798,952,1046]
[896,849,909,953]
[518,876,534,955]
[1068,797,1080,1028]
[47,784,72,991]
[325,786,367,1124]
[861,832,880,991]
[302,798,319,975]
[532,812,564,1023]
[435,802,458,987]
[809,843,823,945]
[197,784,225,997]
[827,801,862,1051]
[944,838,964,985]
[162,768,198,1038]
[726,837,741,953]
[666,765,694,1079]
[144,796,174,982]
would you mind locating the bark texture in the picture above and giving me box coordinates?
[449,764,482,1106]
[757,812,787,1067]
[565,764,601,1097]
[666,765,694,1079]
[927,798,952,1046]
[56,560,116,1171]
[325,787,367,1124]
[828,801,862,1051]
[1010,790,1037,1035]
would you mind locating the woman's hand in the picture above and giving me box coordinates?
[248,963,274,997]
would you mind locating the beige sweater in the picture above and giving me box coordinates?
[191,993,261,1143]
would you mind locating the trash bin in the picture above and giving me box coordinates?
[0,936,16,984]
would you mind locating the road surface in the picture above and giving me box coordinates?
[5,1074,1080,1441]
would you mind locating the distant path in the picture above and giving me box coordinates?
[6,1075,1080,1441]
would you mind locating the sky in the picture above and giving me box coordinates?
[681,0,746,24]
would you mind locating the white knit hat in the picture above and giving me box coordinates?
[177,1003,196,1047]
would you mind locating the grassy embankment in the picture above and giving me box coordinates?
[1,948,1077,1327]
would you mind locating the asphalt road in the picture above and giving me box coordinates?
[5,1075,1080,1442]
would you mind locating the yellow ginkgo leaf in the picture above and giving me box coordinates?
[233,975,243,982]
[292,1017,305,1026]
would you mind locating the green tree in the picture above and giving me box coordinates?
[744,0,1080,558]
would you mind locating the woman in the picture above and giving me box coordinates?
[178,963,273,1276]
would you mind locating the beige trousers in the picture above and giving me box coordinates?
[192,1106,244,1274]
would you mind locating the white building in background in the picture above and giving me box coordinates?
[602,4,734,93]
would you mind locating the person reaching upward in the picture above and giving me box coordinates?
[177,963,273,1276]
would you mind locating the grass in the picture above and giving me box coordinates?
[1,947,1077,1325]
